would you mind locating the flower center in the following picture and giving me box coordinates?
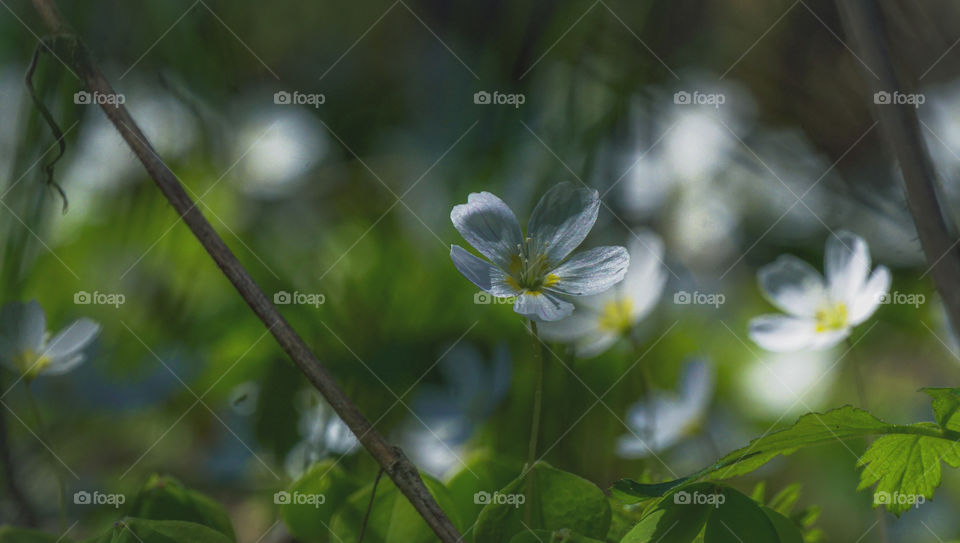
[13,349,51,379]
[597,299,634,332]
[506,240,559,293]
[814,302,848,333]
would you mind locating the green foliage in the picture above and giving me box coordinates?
[126,474,235,541]
[445,451,522,527]
[82,518,235,543]
[278,460,359,542]
[613,390,960,518]
[619,483,803,543]
[328,472,462,543]
[474,462,611,543]
[508,529,606,542]
[0,526,63,542]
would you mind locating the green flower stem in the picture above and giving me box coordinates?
[628,334,656,457]
[24,382,66,533]
[525,320,545,525]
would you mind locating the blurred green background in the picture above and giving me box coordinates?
[2,0,960,541]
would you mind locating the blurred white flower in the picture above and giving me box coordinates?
[235,108,327,198]
[405,343,511,478]
[739,349,836,417]
[0,300,100,380]
[616,360,714,458]
[539,231,666,357]
[749,231,890,352]
[285,392,359,478]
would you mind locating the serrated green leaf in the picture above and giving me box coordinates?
[612,406,892,501]
[474,462,611,543]
[923,388,960,429]
[760,506,803,543]
[127,475,235,541]
[279,460,359,543]
[857,429,960,515]
[768,483,801,515]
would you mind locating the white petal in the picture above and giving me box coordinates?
[41,354,85,376]
[680,360,715,412]
[825,231,870,303]
[513,292,574,321]
[757,256,827,317]
[574,331,619,358]
[548,246,629,296]
[848,266,891,324]
[0,301,46,358]
[527,183,600,265]
[621,232,667,320]
[450,246,518,298]
[615,433,655,458]
[808,329,850,350]
[538,311,595,343]
[43,319,100,360]
[748,314,819,352]
[450,192,523,269]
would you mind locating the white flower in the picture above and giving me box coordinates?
[539,231,666,357]
[0,300,100,380]
[749,231,890,352]
[451,182,630,321]
[284,393,359,478]
[616,360,714,458]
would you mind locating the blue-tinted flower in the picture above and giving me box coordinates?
[0,300,100,380]
[450,183,629,321]
[540,231,666,357]
[616,360,714,458]
[749,231,890,352]
[285,391,359,478]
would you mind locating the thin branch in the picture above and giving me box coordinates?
[836,0,960,342]
[25,1,462,540]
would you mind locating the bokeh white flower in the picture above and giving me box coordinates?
[749,231,890,352]
[285,391,359,478]
[616,360,714,458]
[539,231,666,357]
[0,300,100,380]
[450,182,629,321]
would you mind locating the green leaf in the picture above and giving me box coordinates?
[509,529,605,542]
[328,472,461,543]
[445,451,522,527]
[278,460,359,543]
[612,406,892,501]
[923,387,960,429]
[0,526,63,542]
[103,518,234,543]
[619,484,802,543]
[474,462,611,543]
[857,428,960,515]
[127,474,235,541]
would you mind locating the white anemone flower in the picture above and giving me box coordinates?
[0,301,100,380]
[616,360,714,458]
[450,182,629,322]
[749,231,890,352]
[539,231,667,357]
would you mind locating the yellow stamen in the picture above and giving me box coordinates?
[814,302,848,333]
[13,349,51,379]
[597,299,635,332]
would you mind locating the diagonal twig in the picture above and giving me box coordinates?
[25,1,462,540]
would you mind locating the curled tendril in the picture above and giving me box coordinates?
[24,40,69,214]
